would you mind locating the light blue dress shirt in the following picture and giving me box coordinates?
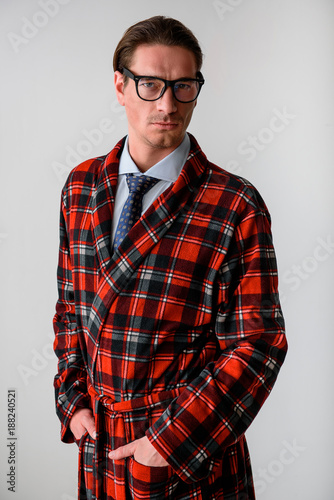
[111,133,191,244]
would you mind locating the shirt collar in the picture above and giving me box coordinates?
[118,133,191,182]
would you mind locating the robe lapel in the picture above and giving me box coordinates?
[87,134,209,383]
[90,140,122,276]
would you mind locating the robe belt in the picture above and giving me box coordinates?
[87,383,185,498]
[88,383,185,415]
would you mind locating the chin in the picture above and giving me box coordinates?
[149,132,184,150]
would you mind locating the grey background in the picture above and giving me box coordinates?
[1,0,333,498]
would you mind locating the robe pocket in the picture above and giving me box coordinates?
[76,432,96,499]
[128,457,179,499]
[75,430,89,447]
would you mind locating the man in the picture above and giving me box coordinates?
[53,15,287,500]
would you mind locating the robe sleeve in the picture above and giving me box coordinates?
[146,201,287,483]
[53,190,90,443]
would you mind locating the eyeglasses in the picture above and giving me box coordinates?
[122,67,205,103]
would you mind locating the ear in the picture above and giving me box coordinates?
[114,71,125,106]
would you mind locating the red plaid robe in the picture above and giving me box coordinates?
[53,134,287,499]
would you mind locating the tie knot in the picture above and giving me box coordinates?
[126,174,158,195]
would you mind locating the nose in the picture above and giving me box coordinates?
[156,86,177,114]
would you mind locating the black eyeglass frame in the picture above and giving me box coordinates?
[122,67,205,103]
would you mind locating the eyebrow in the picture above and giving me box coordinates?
[130,71,200,80]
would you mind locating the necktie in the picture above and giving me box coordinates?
[113,173,159,251]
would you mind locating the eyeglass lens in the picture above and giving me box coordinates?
[137,77,200,102]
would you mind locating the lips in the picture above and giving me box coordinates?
[153,122,179,129]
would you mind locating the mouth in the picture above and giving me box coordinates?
[152,122,179,130]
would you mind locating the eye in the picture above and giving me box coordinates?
[175,83,191,90]
[138,78,161,90]
[174,81,196,93]
[142,82,155,89]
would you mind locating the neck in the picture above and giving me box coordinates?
[127,135,185,172]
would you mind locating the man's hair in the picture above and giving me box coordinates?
[113,15,203,77]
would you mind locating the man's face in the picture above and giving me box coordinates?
[114,44,198,167]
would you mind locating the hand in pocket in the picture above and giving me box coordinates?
[109,436,168,467]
